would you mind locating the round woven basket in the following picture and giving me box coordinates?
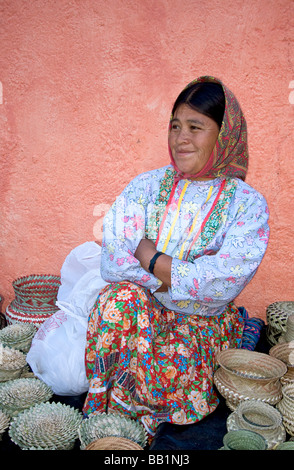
[0,323,36,353]
[266,302,294,346]
[5,304,54,329]
[222,430,267,450]
[0,378,53,417]
[214,367,283,409]
[8,401,83,450]
[226,400,286,449]
[85,436,143,450]
[12,275,60,315]
[216,348,287,382]
[236,400,282,429]
[0,346,27,382]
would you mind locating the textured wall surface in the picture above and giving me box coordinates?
[1,0,294,319]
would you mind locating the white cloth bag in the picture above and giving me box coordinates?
[27,242,108,396]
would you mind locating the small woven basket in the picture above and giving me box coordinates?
[12,274,60,315]
[216,348,287,381]
[8,401,83,450]
[235,400,282,430]
[0,378,53,417]
[226,400,286,449]
[85,437,143,450]
[0,323,36,353]
[222,430,267,450]
[266,302,294,346]
[214,349,286,410]
[0,346,27,382]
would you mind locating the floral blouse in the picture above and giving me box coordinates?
[100,165,269,316]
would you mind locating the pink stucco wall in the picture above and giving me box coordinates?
[1,0,294,320]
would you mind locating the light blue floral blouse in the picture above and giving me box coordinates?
[101,165,269,317]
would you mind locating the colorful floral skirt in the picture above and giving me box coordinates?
[83,281,244,437]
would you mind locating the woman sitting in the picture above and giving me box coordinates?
[83,76,269,439]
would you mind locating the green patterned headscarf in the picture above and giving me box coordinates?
[169,76,248,181]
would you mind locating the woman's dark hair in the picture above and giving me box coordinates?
[171,82,225,129]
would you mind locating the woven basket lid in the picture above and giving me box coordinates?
[85,436,143,450]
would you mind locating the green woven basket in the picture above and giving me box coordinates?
[223,430,267,450]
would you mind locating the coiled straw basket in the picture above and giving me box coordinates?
[12,275,60,314]
[214,349,287,409]
[226,400,286,449]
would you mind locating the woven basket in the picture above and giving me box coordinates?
[0,323,36,353]
[12,275,60,315]
[214,367,283,409]
[85,437,143,450]
[5,304,54,329]
[226,400,286,449]
[0,346,27,382]
[9,402,83,450]
[222,430,267,450]
[0,378,53,417]
[266,302,294,346]
[216,349,287,382]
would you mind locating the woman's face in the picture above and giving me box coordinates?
[168,104,220,176]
